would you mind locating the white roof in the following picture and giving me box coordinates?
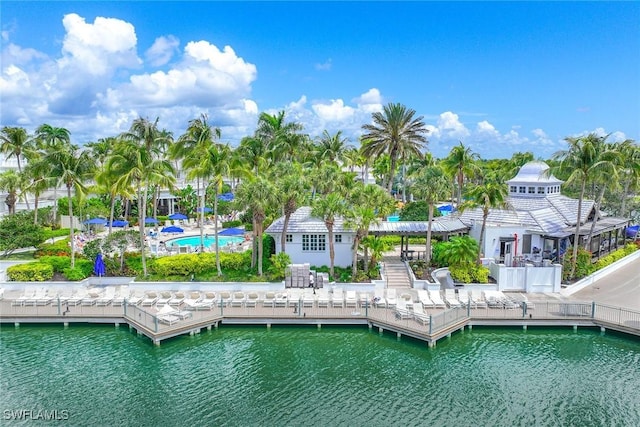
[266,206,352,234]
[506,161,563,185]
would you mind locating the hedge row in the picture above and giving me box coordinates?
[6,257,94,282]
[7,263,54,281]
[152,252,248,277]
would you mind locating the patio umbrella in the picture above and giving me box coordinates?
[111,220,129,227]
[168,213,188,220]
[197,207,213,213]
[144,217,159,224]
[84,218,108,225]
[94,253,106,277]
[218,192,234,202]
[161,225,184,233]
[218,227,245,236]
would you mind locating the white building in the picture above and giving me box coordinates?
[458,161,629,266]
[266,206,355,268]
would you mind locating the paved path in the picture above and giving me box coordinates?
[570,258,640,310]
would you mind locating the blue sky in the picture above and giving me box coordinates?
[2,1,639,159]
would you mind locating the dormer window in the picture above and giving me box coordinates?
[519,186,526,193]
[537,187,545,194]
[510,186,517,193]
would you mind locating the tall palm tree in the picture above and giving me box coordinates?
[115,118,175,276]
[236,136,269,177]
[552,133,616,278]
[272,163,309,253]
[311,192,345,278]
[361,102,429,194]
[45,145,95,268]
[23,159,54,225]
[35,124,72,221]
[315,130,351,163]
[460,181,511,262]
[0,126,33,175]
[256,110,305,163]
[234,177,276,276]
[410,165,450,266]
[441,142,480,207]
[618,140,640,217]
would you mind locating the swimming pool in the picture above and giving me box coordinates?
[165,235,244,248]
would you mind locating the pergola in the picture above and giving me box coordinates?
[369,217,470,260]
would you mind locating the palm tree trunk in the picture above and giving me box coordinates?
[214,188,222,276]
[586,184,607,249]
[387,156,398,194]
[251,218,257,268]
[138,184,148,277]
[479,209,488,263]
[199,180,206,253]
[328,224,335,278]
[281,213,290,252]
[426,203,434,266]
[351,235,360,278]
[257,222,264,276]
[620,179,630,217]
[457,172,464,207]
[33,194,39,225]
[570,179,587,279]
[68,185,75,268]
[108,194,116,235]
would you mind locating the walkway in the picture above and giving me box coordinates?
[570,257,640,310]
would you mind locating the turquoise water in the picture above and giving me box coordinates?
[166,235,244,248]
[1,325,639,426]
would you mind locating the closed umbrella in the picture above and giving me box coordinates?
[168,213,188,220]
[94,253,106,277]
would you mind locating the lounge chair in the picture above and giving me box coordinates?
[81,289,102,306]
[417,290,434,309]
[457,290,473,308]
[231,292,245,307]
[373,288,387,308]
[156,291,173,306]
[168,291,185,307]
[26,287,52,306]
[245,292,259,308]
[218,291,232,307]
[14,287,36,306]
[316,289,330,308]
[412,302,430,325]
[263,292,276,308]
[399,292,414,309]
[470,290,488,309]
[331,288,344,308]
[112,286,129,306]
[157,313,180,325]
[358,292,371,307]
[274,292,288,308]
[66,288,88,306]
[302,291,316,308]
[444,289,462,308]
[386,289,397,308]
[127,291,145,306]
[395,299,412,320]
[429,290,446,309]
[141,291,159,307]
[96,287,115,306]
[512,293,534,310]
[345,290,357,308]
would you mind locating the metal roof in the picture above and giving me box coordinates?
[506,161,564,185]
[266,206,352,234]
[369,217,469,235]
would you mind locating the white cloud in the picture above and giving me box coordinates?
[315,58,332,71]
[437,111,470,139]
[353,88,383,113]
[312,99,355,122]
[145,35,180,67]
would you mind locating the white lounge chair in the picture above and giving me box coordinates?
[245,292,259,308]
[112,286,129,306]
[302,290,316,308]
[14,287,36,306]
[395,299,411,320]
[373,288,387,308]
[231,292,245,307]
[316,289,330,308]
[471,290,488,308]
[263,292,276,308]
[444,289,462,308]
[412,302,430,325]
[218,291,232,307]
[96,287,115,306]
[345,290,357,308]
[141,291,159,307]
[168,291,185,307]
[457,290,473,308]
[274,292,288,308]
[429,290,446,309]
[417,290,434,309]
[386,289,397,308]
[156,291,173,306]
[81,289,102,306]
[127,290,145,306]
[399,292,414,309]
[332,288,344,308]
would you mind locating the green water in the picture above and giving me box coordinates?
[1,324,639,426]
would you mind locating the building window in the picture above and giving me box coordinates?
[335,234,342,243]
[528,187,535,194]
[510,186,517,193]
[537,187,545,194]
[519,186,526,193]
[285,234,292,243]
[302,234,326,252]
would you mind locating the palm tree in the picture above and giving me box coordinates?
[460,181,512,262]
[441,236,479,267]
[272,163,309,253]
[236,136,269,177]
[35,124,72,221]
[552,133,616,278]
[23,159,54,225]
[115,117,175,276]
[410,165,450,266]
[256,110,305,163]
[618,140,640,217]
[361,102,428,194]
[316,130,351,163]
[45,145,95,268]
[234,177,276,276]
[311,192,345,279]
[0,170,22,215]
[441,142,480,207]
[0,127,34,175]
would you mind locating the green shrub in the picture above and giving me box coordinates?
[63,266,89,281]
[38,256,71,273]
[35,239,71,257]
[222,220,242,228]
[7,262,54,281]
[75,259,94,277]
[42,228,71,240]
[471,265,490,283]
[449,264,473,283]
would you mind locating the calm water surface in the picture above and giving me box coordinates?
[1,324,639,426]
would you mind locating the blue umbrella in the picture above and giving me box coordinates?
[110,220,129,227]
[84,218,108,225]
[197,207,213,213]
[94,253,106,277]
[168,213,188,220]
[218,192,234,202]
[161,225,184,233]
[144,217,159,224]
[218,227,245,236]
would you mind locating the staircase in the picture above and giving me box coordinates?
[383,261,412,289]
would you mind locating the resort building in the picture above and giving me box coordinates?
[266,206,355,268]
[458,161,630,266]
